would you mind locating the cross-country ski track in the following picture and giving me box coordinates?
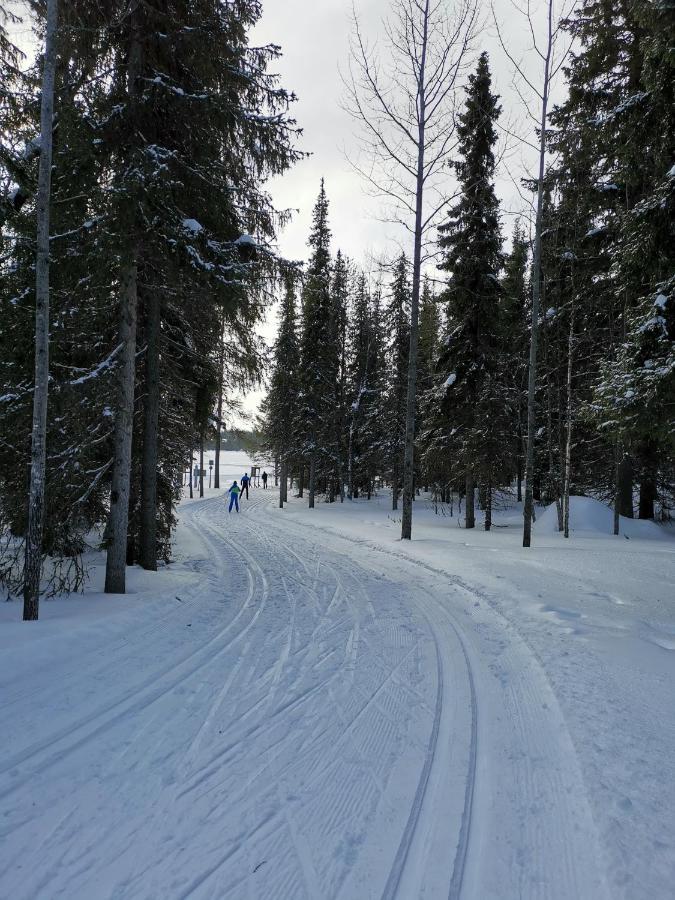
[2,489,618,899]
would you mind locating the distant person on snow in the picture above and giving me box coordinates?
[228,481,241,513]
[262,471,268,489]
[240,472,250,499]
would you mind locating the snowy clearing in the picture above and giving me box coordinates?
[1,463,674,899]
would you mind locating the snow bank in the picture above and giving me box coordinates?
[535,495,669,540]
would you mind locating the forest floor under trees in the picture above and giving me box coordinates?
[1,453,674,899]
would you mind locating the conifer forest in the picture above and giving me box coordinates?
[0,3,674,897]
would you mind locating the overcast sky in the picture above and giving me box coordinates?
[238,0,568,425]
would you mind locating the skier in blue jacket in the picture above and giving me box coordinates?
[228,481,241,513]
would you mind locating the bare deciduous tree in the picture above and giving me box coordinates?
[345,0,478,540]
[491,0,573,547]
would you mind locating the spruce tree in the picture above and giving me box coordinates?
[297,180,334,508]
[501,221,530,501]
[435,52,507,530]
[261,273,301,504]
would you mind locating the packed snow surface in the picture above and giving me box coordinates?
[1,459,674,899]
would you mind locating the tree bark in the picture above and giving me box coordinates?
[214,318,224,489]
[401,2,429,542]
[523,0,553,548]
[485,478,492,532]
[617,454,633,518]
[139,290,160,570]
[104,11,142,594]
[199,436,204,498]
[105,261,139,593]
[465,472,475,529]
[562,307,575,539]
[23,0,59,621]
[279,459,285,508]
[308,454,316,508]
[638,441,658,520]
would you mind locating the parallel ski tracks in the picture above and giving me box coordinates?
[241,499,479,900]
[0,503,268,802]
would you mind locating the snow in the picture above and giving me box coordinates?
[654,293,668,310]
[1,461,674,899]
[235,233,256,246]
[182,217,203,235]
[444,372,457,387]
[535,494,668,540]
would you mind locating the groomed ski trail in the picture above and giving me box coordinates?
[0,490,611,899]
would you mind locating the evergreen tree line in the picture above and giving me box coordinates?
[0,1,301,610]
[263,14,673,528]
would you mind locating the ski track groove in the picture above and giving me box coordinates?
[2,488,610,900]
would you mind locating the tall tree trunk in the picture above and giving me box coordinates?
[298,465,304,499]
[105,260,139,593]
[199,437,204,498]
[104,13,142,595]
[523,0,553,548]
[617,453,633,518]
[214,318,224,489]
[139,291,160,570]
[465,472,475,529]
[562,307,575,539]
[401,2,429,541]
[392,462,399,511]
[347,419,355,499]
[279,459,285,508]
[188,454,193,499]
[23,0,59,621]
[308,454,316,508]
[516,425,523,502]
[485,477,492,532]
[638,441,658,520]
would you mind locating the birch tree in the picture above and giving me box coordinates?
[345,0,478,540]
[22,0,59,621]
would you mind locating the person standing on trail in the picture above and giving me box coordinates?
[240,472,250,499]
[228,480,241,513]
[261,471,268,489]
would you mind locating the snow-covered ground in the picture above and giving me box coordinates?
[1,455,674,899]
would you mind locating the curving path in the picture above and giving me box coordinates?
[0,490,610,899]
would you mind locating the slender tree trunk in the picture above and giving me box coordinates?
[214,318,224,489]
[485,477,492,532]
[617,453,633,518]
[188,454,193,499]
[104,14,142,594]
[347,420,355,499]
[465,472,475,529]
[279,459,285,508]
[562,308,575,539]
[392,462,399,511]
[308,454,316,508]
[298,465,304,499]
[274,456,278,487]
[23,0,59,621]
[139,291,160,570]
[523,0,553,548]
[401,4,429,541]
[638,441,658,519]
[613,444,621,536]
[199,437,204,498]
[105,260,139,593]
